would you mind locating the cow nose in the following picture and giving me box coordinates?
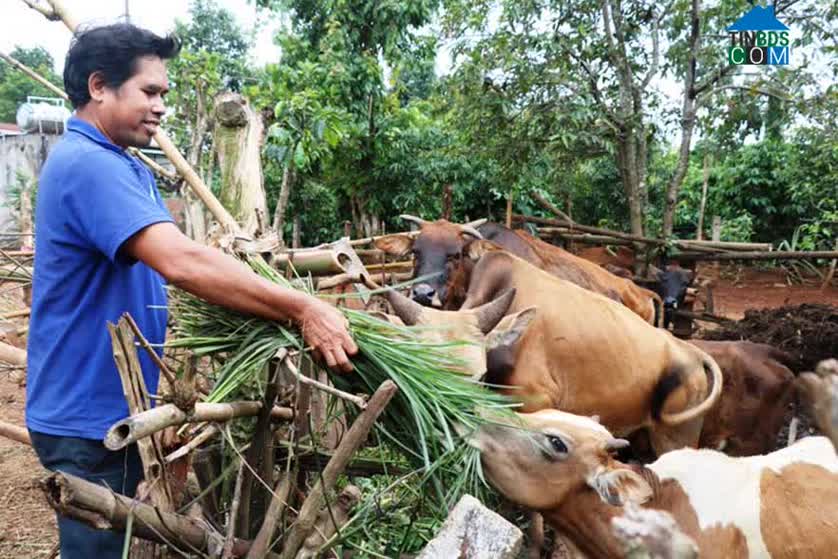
[412,284,436,306]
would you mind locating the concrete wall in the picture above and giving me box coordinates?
[0,133,60,246]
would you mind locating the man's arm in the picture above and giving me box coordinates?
[122,222,358,371]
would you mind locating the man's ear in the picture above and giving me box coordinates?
[374,234,414,257]
[588,467,653,507]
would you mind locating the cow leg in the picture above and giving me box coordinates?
[649,418,704,456]
[550,529,588,559]
[528,511,544,559]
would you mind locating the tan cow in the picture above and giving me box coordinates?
[459,250,721,455]
[376,218,661,325]
[473,409,838,559]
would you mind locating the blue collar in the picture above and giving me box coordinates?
[66,116,125,154]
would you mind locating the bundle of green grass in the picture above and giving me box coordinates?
[167,254,515,509]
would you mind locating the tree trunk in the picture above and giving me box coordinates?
[442,183,453,220]
[662,0,701,239]
[696,153,710,240]
[214,92,269,236]
[272,163,295,246]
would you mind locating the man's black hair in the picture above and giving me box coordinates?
[63,23,180,109]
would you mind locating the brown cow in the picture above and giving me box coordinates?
[375,217,661,325]
[691,340,796,456]
[472,409,838,559]
[412,250,723,455]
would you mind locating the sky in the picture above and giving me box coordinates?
[2,0,283,72]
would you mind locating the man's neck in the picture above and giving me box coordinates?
[73,107,121,148]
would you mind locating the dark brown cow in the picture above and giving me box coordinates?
[691,340,796,456]
[376,217,660,325]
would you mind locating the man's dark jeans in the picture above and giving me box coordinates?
[29,431,143,559]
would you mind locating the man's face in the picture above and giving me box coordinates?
[100,55,169,148]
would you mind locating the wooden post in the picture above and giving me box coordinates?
[697,154,710,240]
[711,216,721,242]
[343,221,352,238]
[278,381,398,559]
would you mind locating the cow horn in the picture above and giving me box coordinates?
[399,214,428,228]
[473,288,517,334]
[383,288,424,326]
[605,438,630,451]
[459,224,484,239]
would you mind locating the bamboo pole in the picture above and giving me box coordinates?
[1,308,31,319]
[681,251,838,261]
[127,147,179,182]
[278,380,398,559]
[0,340,26,367]
[0,51,67,99]
[105,402,295,450]
[42,472,279,558]
[0,420,31,445]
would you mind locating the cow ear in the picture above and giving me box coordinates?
[374,234,414,257]
[485,307,536,352]
[465,239,496,261]
[588,467,652,507]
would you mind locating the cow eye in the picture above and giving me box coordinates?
[547,435,567,454]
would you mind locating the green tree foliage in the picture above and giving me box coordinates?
[167,0,253,175]
[0,46,63,123]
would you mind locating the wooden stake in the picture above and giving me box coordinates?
[278,380,398,559]
[108,317,173,509]
[246,474,293,559]
[42,472,280,558]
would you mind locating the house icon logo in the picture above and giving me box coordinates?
[728,4,790,65]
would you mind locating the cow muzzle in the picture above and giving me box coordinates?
[411,283,442,307]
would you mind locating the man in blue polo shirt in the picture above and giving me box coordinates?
[27,23,357,558]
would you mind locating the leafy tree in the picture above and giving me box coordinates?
[0,46,63,123]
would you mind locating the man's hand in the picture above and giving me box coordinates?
[297,296,358,373]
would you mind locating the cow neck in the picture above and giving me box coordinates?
[543,465,675,558]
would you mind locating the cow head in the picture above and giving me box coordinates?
[470,409,650,511]
[657,267,694,327]
[381,286,534,379]
[375,215,484,308]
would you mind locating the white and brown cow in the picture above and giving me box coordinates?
[473,409,838,558]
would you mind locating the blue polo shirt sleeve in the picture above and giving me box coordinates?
[61,150,173,263]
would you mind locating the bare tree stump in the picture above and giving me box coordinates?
[214,92,269,236]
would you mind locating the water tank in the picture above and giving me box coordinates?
[16,97,71,134]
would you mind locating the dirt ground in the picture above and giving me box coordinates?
[0,264,835,558]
